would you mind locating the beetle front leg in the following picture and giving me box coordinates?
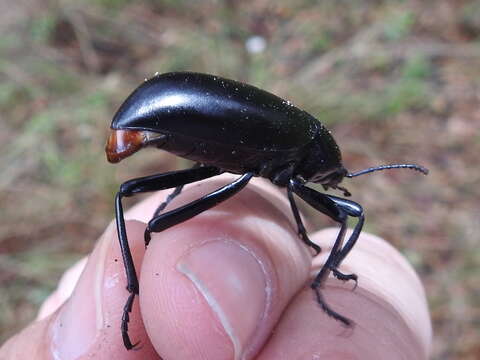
[115,165,222,349]
[322,194,364,280]
[287,186,321,255]
[289,178,361,325]
[310,218,353,325]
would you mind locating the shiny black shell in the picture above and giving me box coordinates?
[111,72,342,181]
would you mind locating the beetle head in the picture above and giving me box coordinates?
[310,167,351,196]
[296,129,350,194]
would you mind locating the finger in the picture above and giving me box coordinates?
[36,257,88,320]
[138,175,312,360]
[0,222,158,359]
[257,228,432,360]
[0,317,52,359]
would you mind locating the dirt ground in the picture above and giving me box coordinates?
[1,1,479,358]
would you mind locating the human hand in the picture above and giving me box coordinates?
[0,175,432,359]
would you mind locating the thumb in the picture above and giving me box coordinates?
[138,175,312,359]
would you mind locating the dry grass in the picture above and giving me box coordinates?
[1,1,479,358]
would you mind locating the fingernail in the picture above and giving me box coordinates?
[177,239,270,360]
[50,228,112,359]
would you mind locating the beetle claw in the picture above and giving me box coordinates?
[331,268,358,289]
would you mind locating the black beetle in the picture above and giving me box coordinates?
[106,71,428,349]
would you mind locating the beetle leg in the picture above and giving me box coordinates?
[115,165,222,349]
[152,184,185,217]
[311,220,353,325]
[287,186,321,255]
[323,195,365,277]
[152,163,203,217]
[289,178,362,325]
[121,293,137,349]
[144,172,254,243]
[331,268,358,286]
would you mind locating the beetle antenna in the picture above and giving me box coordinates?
[346,164,429,178]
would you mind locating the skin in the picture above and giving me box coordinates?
[0,175,432,360]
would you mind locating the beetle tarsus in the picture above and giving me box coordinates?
[311,283,352,326]
[331,268,358,282]
[121,292,139,350]
[331,268,358,289]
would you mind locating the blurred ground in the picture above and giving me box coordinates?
[0,0,479,358]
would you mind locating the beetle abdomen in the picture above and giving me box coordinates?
[111,72,319,152]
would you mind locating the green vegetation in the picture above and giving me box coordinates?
[383,11,415,41]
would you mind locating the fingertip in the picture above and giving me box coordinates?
[313,228,432,352]
[258,229,432,360]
